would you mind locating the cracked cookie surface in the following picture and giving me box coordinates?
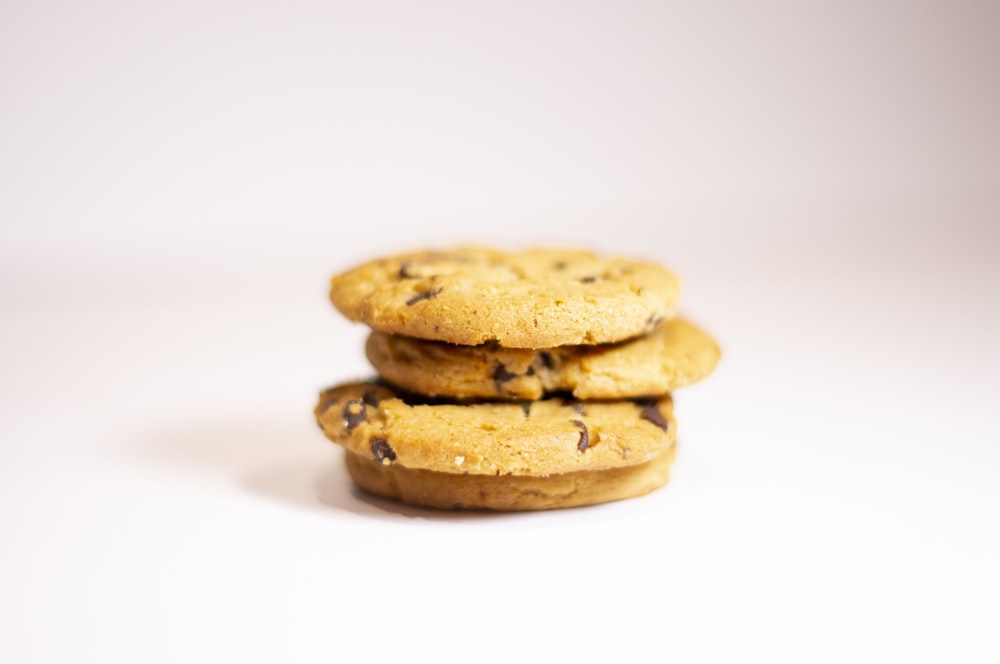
[329,247,681,348]
[314,380,675,476]
[366,317,720,400]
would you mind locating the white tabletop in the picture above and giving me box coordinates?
[3,248,998,662]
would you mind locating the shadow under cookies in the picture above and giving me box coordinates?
[136,415,522,521]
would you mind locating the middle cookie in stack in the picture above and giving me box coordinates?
[316,247,719,510]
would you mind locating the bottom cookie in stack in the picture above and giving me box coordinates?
[314,381,677,511]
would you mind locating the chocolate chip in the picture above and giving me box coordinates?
[398,261,419,279]
[637,399,669,431]
[492,364,518,391]
[579,275,600,284]
[572,419,589,452]
[406,287,442,306]
[371,438,396,463]
[342,399,367,431]
[316,392,339,415]
[553,260,568,270]
[538,351,554,369]
[361,387,381,407]
[521,401,532,417]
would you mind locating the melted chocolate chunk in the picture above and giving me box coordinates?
[342,399,367,431]
[492,364,518,391]
[637,399,669,431]
[398,261,419,279]
[361,387,381,407]
[572,419,589,452]
[406,287,443,306]
[563,399,586,415]
[521,401,532,417]
[370,438,396,463]
[316,392,339,415]
[538,351,555,370]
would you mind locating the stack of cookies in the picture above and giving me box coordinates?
[314,247,719,511]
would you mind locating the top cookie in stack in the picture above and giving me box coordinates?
[328,247,681,348]
[315,247,719,511]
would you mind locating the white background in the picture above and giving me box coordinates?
[2,0,999,661]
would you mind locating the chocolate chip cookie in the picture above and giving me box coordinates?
[329,247,681,348]
[314,381,675,477]
[343,447,675,511]
[365,317,720,400]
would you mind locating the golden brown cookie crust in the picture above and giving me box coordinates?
[314,381,675,476]
[329,247,681,348]
[344,446,675,511]
[366,317,720,400]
